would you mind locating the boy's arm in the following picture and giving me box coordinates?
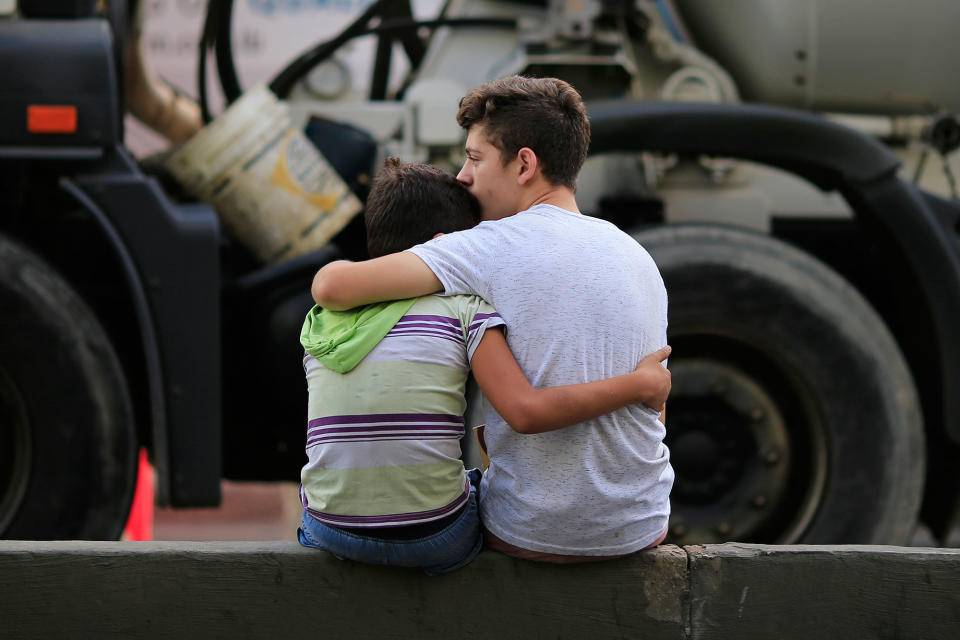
[471,327,671,435]
[311,252,443,310]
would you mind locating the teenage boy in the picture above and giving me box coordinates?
[311,77,673,562]
[299,158,671,574]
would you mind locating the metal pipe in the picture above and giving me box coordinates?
[123,2,202,143]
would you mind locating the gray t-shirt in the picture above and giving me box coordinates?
[409,203,673,555]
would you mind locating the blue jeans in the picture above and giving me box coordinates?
[298,469,482,576]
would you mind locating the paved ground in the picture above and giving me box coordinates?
[138,386,960,545]
[150,481,960,546]
[153,481,301,542]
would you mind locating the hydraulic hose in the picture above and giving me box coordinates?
[268,16,517,100]
[200,0,392,116]
[197,0,515,118]
[124,0,203,141]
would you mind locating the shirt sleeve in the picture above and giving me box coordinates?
[460,296,506,363]
[406,223,501,301]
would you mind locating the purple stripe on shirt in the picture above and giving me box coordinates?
[468,313,504,333]
[392,320,463,334]
[309,422,464,437]
[384,330,465,346]
[398,314,462,327]
[387,326,464,339]
[466,331,482,355]
[308,430,462,443]
[307,432,461,447]
[308,434,463,448]
[309,413,464,429]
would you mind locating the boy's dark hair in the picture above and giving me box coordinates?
[456,76,591,190]
[364,158,482,258]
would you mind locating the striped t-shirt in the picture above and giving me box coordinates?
[300,294,504,528]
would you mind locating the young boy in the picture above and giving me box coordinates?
[298,158,671,574]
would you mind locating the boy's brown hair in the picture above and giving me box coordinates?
[364,158,482,258]
[456,76,591,190]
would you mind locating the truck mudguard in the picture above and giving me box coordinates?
[61,149,222,507]
[587,100,960,441]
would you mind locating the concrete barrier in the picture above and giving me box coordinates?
[686,544,960,639]
[1,542,957,639]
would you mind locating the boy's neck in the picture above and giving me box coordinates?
[522,185,580,215]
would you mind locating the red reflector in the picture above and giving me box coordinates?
[27,105,78,134]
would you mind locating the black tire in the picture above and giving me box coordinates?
[635,225,924,545]
[0,234,136,540]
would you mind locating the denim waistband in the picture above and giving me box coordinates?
[335,502,467,540]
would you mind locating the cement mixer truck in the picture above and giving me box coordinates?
[1,0,959,547]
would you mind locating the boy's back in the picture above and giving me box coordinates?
[410,203,672,555]
[300,294,503,527]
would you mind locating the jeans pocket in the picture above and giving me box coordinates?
[298,524,321,548]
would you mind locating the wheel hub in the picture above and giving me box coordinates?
[664,359,791,544]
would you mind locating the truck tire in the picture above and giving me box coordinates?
[634,224,924,544]
[0,234,136,539]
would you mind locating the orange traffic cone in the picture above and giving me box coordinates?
[122,448,154,541]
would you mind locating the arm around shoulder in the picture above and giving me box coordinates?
[311,260,357,310]
[471,328,672,434]
[311,252,444,310]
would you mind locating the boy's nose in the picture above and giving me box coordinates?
[456,163,472,185]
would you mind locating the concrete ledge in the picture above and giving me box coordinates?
[687,544,960,640]
[1,542,958,639]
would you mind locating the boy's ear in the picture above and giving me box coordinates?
[516,147,538,185]
[432,232,445,239]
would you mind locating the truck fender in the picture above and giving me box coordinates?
[587,100,960,441]
[59,149,223,507]
[59,176,169,498]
